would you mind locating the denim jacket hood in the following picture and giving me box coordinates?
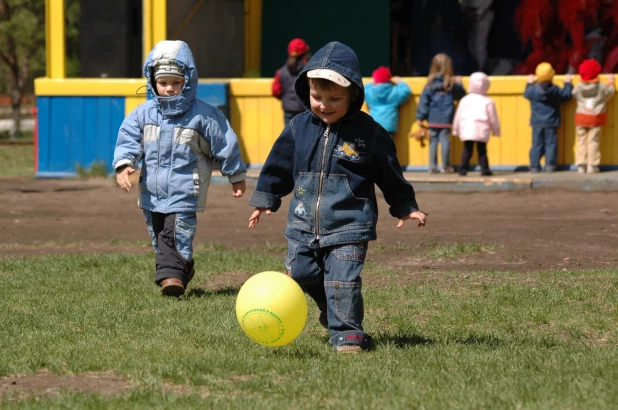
[250,41,419,246]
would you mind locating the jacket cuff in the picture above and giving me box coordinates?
[389,200,419,219]
[228,172,247,184]
[114,159,135,171]
[249,191,282,212]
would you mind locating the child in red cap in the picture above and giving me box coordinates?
[272,38,311,125]
[364,66,411,138]
[572,58,615,173]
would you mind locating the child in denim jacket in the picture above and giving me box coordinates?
[248,41,427,353]
[416,53,467,173]
[523,62,572,172]
[113,40,247,297]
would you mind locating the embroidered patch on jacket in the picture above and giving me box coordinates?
[334,141,366,162]
[297,185,305,196]
[294,201,307,217]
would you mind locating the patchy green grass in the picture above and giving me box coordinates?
[1,251,617,409]
[0,142,33,177]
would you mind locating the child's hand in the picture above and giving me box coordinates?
[564,74,572,83]
[608,74,615,83]
[391,76,402,84]
[116,166,136,193]
[454,75,462,83]
[232,180,246,197]
[396,210,428,228]
[248,208,272,229]
[527,74,535,84]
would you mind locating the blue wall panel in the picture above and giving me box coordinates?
[36,96,125,177]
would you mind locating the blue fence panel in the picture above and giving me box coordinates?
[36,96,125,177]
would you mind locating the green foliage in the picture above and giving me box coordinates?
[0,251,617,408]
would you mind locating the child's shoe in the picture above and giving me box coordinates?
[544,165,556,172]
[441,166,455,173]
[161,278,185,296]
[428,167,440,174]
[335,345,364,353]
[577,165,586,174]
[587,165,600,174]
[458,169,468,176]
[529,167,541,173]
[481,171,493,176]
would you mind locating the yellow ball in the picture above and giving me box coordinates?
[236,271,308,347]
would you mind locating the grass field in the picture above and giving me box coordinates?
[1,250,617,409]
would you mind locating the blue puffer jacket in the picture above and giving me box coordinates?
[416,75,466,126]
[113,40,247,213]
[364,82,411,132]
[249,41,419,246]
[523,82,573,127]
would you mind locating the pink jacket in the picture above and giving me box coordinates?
[452,72,500,143]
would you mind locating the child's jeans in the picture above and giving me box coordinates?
[530,127,558,170]
[143,210,196,287]
[429,128,451,170]
[284,239,372,351]
[575,126,601,167]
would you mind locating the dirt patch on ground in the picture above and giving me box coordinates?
[2,176,617,275]
[0,369,132,401]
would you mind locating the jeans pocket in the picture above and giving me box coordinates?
[174,212,197,261]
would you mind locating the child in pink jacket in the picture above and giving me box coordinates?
[452,72,500,176]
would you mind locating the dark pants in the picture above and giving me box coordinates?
[143,211,196,287]
[284,110,304,126]
[459,140,490,175]
[530,127,558,171]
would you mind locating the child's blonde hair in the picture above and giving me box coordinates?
[427,53,455,91]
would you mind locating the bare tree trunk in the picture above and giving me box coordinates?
[9,102,20,139]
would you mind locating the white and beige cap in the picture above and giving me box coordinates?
[307,69,351,87]
[154,59,184,81]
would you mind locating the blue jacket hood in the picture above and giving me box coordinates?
[295,41,365,120]
[144,40,197,116]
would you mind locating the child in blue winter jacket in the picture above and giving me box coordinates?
[113,40,247,297]
[416,53,466,173]
[247,41,427,353]
[364,66,411,137]
[523,62,572,172]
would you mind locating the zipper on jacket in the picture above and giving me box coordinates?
[315,124,330,240]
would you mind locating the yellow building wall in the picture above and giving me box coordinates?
[230,76,617,169]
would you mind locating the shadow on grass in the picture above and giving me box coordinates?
[184,286,239,298]
[374,331,434,348]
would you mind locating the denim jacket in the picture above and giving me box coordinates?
[523,82,573,128]
[416,75,467,126]
[249,41,419,247]
[113,41,247,213]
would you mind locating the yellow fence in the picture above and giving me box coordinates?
[230,76,617,169]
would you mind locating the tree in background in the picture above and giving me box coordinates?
[0,0,79,139]
[0,0,44,139]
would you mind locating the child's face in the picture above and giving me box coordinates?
[155,76,184,96]
[309,82,351,124]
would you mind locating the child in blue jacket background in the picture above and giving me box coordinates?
[113,40,247,297]
[364,66,411,138]
[416,53,466,173]
[248,41,427,353]
[523,62,572,173]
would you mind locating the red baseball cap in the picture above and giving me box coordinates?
[288,38,309,57]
